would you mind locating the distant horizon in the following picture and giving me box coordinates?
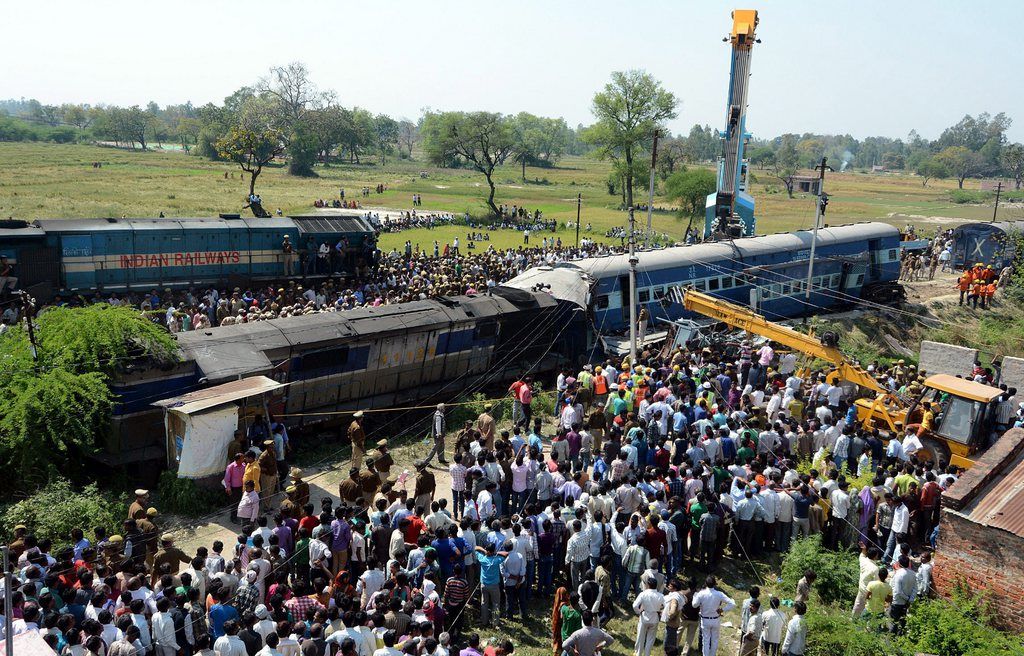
[6,1,1024,143]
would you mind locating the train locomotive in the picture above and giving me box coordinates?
[0,213,378,298]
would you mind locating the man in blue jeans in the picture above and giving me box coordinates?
[618,535,649,602]
[474,543,507,627]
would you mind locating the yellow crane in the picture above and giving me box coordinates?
[682,289,1003,467]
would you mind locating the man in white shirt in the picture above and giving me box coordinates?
[632,577,664,656]
[213,620,248,656]
[781,602,807,655]
[358,566,386,610]
[691,576,735,656]
[152,597,180,656]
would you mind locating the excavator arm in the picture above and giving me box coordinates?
[682,289,888,395]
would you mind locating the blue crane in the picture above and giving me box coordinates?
[704,9,760,239]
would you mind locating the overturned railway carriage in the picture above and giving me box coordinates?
[0,214,376,297]
[108,287,580,469]
[950,220,1024,271]
[507,222,902,335]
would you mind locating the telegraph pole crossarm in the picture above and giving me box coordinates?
[803,157,833,321]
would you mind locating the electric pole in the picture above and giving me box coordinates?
[575,193,582,248]
[993,181,1003,221]
[18,291,38,362]
[645,130,660,247]
[628,206,639,364]
[804,157,833,314]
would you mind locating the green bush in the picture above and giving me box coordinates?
[781,535,859,604]
[949,189,990,204]
[902,588,1024,656]
[804,605,908,656]
[156,471,225,517]
[1,480,125,550]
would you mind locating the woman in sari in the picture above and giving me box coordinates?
[551,586,570,656]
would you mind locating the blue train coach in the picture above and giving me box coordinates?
[509,222,902,334]
[0,214,376,297]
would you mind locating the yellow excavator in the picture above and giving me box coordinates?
[682,289,1003,468]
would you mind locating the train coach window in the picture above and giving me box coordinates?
[638,289,650,303]
[722,277,733,289]
[300,346,349,370]
[708,278,720,291]
[889,249,898,261]
[653,287,665,299]
[474,321,498,339]
[596,295,609,309]
[694,279,706,292]
[854,274,865,286]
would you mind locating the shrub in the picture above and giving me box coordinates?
[780,535,859,604]
[948,189,989,204]
[2,480,125,550]
[804,604,908,656]
[901,588,1024,656]
[156,471,225,517]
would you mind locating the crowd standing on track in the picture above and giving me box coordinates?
[8,328,1024,656]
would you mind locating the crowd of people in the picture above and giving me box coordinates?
[4,237,626,332]
[6,299,1024,656]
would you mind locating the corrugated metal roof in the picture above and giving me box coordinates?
[153,375,284,414]
[964,448,1024,538]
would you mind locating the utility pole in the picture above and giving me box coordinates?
[628,206,639,364]
[993,181,1003,221]
[804,157,833,314]
[575,193,582,248]
[3,546,12,656]
[645,130,660,247]
[18,291,38,361]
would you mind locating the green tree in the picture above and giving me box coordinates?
[511,112,547,181]
[421,111,515,216]
[1001,143,1024,189]
[0,305,177,492]
[216,125,284,197]
[664,168,717,216]
[373,114,399,165]
[748,145,776,170]
[585,70,678,210]
[915,156,948,187]
[287,120,319,177]
[773,136,800,197]
[935,145,984,189]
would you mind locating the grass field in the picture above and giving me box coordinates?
[0,142,1006,253]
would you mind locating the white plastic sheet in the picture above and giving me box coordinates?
[177,404,238,478]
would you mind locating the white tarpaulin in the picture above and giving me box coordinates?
[173,404,239,479]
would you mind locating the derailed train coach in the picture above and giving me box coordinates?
[507,221,903,345]
[106,286,584,471]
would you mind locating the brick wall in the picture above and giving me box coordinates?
[934,510,1024,631]
[1000,356,1024,396]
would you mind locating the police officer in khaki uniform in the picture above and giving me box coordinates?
[137,508,160,568]
[290,468,310,508]
[128,489,149,521]
[349,411,366,467]
[372,440,394,480]
[152,535,191,585]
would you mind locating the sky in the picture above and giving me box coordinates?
[5,0,1023,142]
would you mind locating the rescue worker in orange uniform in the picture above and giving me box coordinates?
[970,279,986,309]
[957,270,973,306]
[984,281,998,308]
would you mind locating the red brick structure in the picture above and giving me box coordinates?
[935,428,1024,631]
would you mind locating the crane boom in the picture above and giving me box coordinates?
[705,9,759,239]
[682,289,887,395]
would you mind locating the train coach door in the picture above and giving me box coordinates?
[619,274,631,322]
